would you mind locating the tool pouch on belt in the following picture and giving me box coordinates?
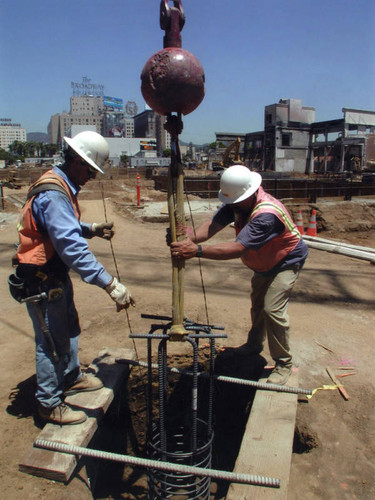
[8,272,27,303]
[8,264,45,302]
[8,258,66,303]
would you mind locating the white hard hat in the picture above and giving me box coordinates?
[64,131,109,174]
[218,165,262,204]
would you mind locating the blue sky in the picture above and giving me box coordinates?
[1,0,374,145]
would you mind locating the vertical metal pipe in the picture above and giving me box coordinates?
[167,114,187,337]
[176,159,186,322]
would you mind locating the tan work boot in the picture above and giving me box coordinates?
[267,364,292,385]
[38,402,87,425]
[65,374,103,396]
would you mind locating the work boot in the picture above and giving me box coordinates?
[65,374,104,396]
[38,402,87,425]
[267,364,292,385]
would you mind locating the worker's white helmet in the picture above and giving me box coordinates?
[218,165,262,204]
[64,131,109,174]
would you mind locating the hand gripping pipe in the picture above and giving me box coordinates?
[34,439,280,488]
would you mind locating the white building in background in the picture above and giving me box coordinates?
[64,125,159,166]
[0,119,27,150]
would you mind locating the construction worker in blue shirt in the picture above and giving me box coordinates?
[170,165,308,385]
[13,131,135,425]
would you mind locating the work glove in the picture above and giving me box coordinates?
[106,277,135,311]
[92,222,115,240]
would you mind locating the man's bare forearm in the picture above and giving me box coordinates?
[189,220,224,243]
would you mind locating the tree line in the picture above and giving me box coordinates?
[0,140,61,165]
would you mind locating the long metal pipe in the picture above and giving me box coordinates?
[34,439,280,488]
[303,239,375,263]
[303,234,375,254]
[117,358,312,396]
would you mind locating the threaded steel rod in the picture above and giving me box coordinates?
[158,339,168,458]
[34,439,280,488]
[129,333,227,339]
[187,336,199,453]
[117,358,312,396]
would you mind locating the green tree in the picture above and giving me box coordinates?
[8,140,26,157]
[162,148,171,157]
[0,148,15,164]
[24,141,37,157]
[120,154,129,165]
[44,144,59,157]
[183,151,192,163]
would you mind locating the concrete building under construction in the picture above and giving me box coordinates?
[216,99,375,174]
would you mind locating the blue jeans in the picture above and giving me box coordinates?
[26,274,81,408]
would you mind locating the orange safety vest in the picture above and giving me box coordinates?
[235,186,301,273]
[16,170,81,266]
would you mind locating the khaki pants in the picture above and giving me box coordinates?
[247,265,300,367]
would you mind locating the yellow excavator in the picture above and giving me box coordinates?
[212,137,242,170]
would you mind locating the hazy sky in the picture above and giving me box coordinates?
[1,0,374,144]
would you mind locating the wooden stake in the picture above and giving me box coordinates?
[315,340,335,353]
[326,367,350,400]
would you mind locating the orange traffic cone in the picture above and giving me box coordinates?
[306,209,317,236]
[295,209,305,235]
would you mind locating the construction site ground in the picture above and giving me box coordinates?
[0,173,374,499]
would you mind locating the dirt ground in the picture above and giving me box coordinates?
[0,174,374,499]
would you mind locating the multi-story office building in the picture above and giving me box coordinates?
[48,96,104,146]
[70,96,103,116]
[124,117,135,138]
[134,109,171,155]
[48,95,137,145]
[0,119,27,150]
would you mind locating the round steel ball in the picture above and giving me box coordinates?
[141,47,205,116]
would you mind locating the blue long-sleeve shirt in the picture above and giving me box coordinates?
[31,167,112,288]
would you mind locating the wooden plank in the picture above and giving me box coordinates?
[326,366,350,400]
[226,370,298,500]
[19,347,135,482]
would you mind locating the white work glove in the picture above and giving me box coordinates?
[106,277,135,311]
[92,222,115,240]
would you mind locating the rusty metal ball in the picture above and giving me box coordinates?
[141,47,205,116]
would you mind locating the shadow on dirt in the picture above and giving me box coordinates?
[7,374,38,419]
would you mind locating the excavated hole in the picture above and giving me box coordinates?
[89,346,266,499]
[293,423,320,454]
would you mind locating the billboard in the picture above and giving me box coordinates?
[103,112,126,137]
[140,140,157,151]
[103,96,123,110]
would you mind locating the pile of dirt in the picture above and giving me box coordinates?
[286,200,375,245]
